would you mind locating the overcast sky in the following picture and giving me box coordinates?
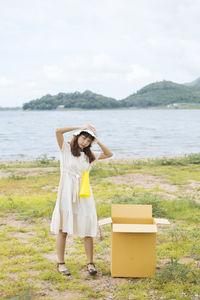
[0,0,200,107]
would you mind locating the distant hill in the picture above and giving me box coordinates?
[119,80,200,107]
[22,90,120,110]
[184,77,200,89]
[22,78,200,110]
[0,106,21,111]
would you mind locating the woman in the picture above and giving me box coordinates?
[50,124,113,276]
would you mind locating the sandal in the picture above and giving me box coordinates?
[57,262,71,276]
[87,262,97,276]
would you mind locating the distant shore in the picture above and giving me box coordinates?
[1,106,200,111]
[1,153,199,166]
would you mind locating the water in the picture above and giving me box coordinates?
[0,109,200,161]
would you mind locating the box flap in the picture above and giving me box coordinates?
[154,218,170,225]
[113,223,157,233]
[98,217,112,226]
[112,204,152,219]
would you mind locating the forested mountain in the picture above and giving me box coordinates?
[120,80,200,108]
[22,78,200,110]
[184,77,200,89]
[22,90,120,110]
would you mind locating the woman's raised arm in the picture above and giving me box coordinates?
[96,140,113,160]
[55,126,81,150]
[55,124,97,150]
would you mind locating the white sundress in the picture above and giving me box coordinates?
[50,139,100,238]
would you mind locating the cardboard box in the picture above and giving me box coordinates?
[98,204,170,278]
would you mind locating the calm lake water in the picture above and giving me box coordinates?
[0,109,200,161]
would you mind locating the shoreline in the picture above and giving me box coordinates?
[1,106,200,111]
[0,153,199,165]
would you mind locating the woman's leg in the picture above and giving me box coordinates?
[84,236,93,263]
[56,229,68,271]
[84,236,97,274]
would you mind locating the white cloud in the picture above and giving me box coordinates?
[24,81,37,89]
[0,0,200,106]
[92,55,127,73]
[0,76,14,87]
[63,56,88,71]
[127,64,152,81]
[43,65,64,80]
[42,55,128,82]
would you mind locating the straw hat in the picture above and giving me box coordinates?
[72,129,98,145]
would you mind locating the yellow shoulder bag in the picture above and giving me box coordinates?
[79,170,91,197]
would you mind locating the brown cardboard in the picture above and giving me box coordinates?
[98,217,170,227]
[113,223,157,233]
[112,204,152,219]
[98,217,112,226]
[111,204,156,277]
[154,218,170,225]
[98,204,170,278]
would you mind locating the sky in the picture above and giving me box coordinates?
[0,0,200,107]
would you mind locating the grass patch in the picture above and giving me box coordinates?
[0,154,200,299]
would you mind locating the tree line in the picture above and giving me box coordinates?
[22,80,200,110]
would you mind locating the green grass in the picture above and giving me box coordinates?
[0,155,200,299]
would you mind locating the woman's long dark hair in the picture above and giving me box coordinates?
[70,131,96,163]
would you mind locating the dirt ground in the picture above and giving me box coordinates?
[1,163,200,201]
[0,212,140,300]
[0,160,199,299]
[104,173,178,192]
[0,167,57,179]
